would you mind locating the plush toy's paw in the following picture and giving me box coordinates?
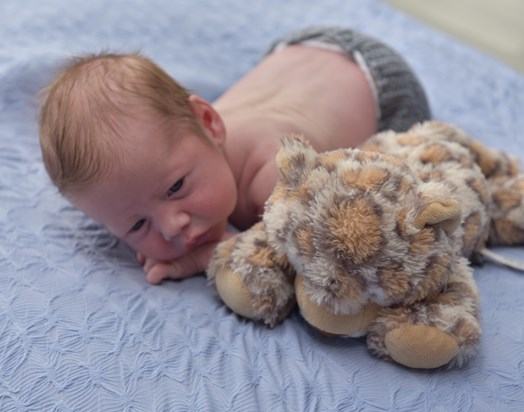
[384,325,459,369]
[489,174,524,246]
[207,222,296,327]
[367,260,481,369]
[295,275,380,337]
[213,267,264,321]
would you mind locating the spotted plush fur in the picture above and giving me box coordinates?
[207,121,524,367]
[207,221,295,326]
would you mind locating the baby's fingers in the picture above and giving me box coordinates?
[145,261,187,285]
[143,257,161,274]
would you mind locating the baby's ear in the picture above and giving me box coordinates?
[276,135,318,186]
[412,182,462,235]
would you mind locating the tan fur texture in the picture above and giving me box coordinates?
[208,222,295,327]
[207,121,524,368]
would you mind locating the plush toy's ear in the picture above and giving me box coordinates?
[276,135,318,186]
[410,182,462,235]
[413,199,461,235]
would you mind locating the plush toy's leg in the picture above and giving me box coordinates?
[295,274,381,337]
[366,258,481,369]
[488,174,524,246]
[405,121,520,179]
[207,222,296,327]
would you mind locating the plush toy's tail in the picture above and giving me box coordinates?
[479,248,524,271]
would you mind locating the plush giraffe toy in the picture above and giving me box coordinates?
[207,121,524,369]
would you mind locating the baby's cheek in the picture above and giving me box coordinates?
[199,177,237,218]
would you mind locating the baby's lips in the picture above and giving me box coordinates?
[185,230,208,248]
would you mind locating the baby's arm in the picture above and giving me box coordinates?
[138,231,237,284]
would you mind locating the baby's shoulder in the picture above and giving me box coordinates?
[226,130,281,229]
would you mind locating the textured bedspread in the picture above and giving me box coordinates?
[1,0,523,410]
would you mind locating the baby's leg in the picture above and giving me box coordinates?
[366,258,481,369]
[207,222,296,327]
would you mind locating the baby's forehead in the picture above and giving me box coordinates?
[107,110,193,157]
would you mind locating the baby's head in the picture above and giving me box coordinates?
[38,53,237,260]
[39,52,198,195]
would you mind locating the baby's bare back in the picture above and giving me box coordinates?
[214,45,378,228]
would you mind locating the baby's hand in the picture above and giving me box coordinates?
[137,231,236,284]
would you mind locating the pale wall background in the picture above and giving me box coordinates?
[386,0,524,73]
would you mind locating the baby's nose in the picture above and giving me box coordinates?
[158,209,191,242]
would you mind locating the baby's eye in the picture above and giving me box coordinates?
[167,177,184,197]
[130,219,146,233]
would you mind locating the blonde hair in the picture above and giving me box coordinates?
[39,52,197,194]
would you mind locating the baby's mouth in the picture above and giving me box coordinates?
[185,229,210,248]
[184,221,226,250]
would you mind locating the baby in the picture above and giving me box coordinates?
[38,27,431,284]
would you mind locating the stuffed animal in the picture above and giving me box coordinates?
[207,121,524,369]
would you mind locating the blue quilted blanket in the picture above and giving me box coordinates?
[1,0,523,410]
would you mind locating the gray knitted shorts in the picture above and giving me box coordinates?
[266,26,431,132]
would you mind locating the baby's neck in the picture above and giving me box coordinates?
[219,109,284,229]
